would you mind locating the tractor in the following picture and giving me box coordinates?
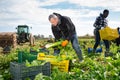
[16,25,34,45]
[0,25,34,53]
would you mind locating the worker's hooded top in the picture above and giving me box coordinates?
[51,13,76,41]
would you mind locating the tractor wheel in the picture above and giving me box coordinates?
[29,34,35,46]
[12,33,17,48]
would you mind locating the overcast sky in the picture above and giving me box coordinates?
[0,0,120,37]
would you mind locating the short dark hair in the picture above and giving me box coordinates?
[48,14,58,21]
[103,9,109,14]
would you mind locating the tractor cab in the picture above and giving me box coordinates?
[18,26,29,34]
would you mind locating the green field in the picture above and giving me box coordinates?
[0,39,120,80]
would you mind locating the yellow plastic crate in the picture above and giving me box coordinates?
[37,53,56,61]
[99,26,119,40]
[50,60,69,72]
[37,53,69,72]
[37,53,66,61]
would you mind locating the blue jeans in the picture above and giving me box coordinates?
[71,34,83,61]
[54,34,83,61]
[54,48,60,55]
[93,29,110,51]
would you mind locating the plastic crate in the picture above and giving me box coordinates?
[37,53,56,61]
[30,48,49,55]
[18,51,37,63]
[37,53,66,61]
[88,47,102,53]
[37,53,69,72]
[50,60,69,72]
[10,62,51,80]
[99,26,119,40]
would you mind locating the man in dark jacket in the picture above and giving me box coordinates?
[48,13,83,61]
[93,9,112,56]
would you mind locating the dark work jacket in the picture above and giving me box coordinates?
[51,13,76,41]
[93,14,108,30]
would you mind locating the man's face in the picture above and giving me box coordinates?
[49,18,59,26]
[103,12,109,18]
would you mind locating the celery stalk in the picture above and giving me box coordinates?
[45,41,62,48]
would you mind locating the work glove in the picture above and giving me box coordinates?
[61,40,69,47]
